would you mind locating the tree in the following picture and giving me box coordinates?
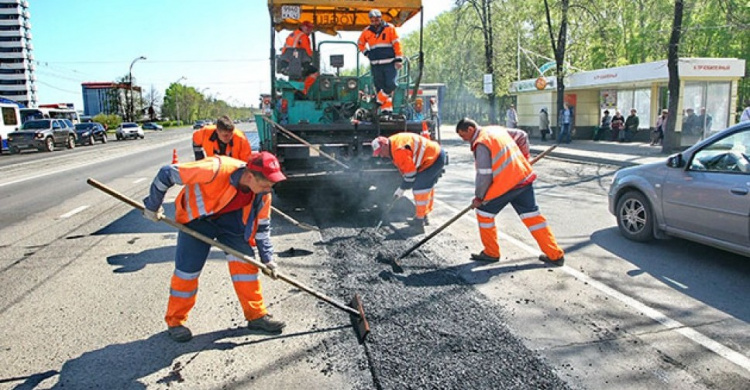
[664,0,684,152]
[456,0,497,123]
[543,0,569,135]
[143,85,162,121]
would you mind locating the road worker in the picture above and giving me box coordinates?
[371,132,446,232]
[192,115,252,161]
[143,152,287,342]
[358,9,403,115]
[455,118,565,265]
[280,21,319,98]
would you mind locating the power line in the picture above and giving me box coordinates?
[35,80,79,95]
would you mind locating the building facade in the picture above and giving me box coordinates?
[0,0,35,107]
[81,82,140,117]
[510,58,746,146]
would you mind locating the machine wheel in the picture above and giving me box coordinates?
[66,135,76,149]
[44,137,55,152]
[616,190,654,242]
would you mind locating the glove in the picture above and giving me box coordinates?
[143,207,164,222]
[263,260,279,279]
[394,62,403,70]
[471,197,483,209]
[393,187,405,199]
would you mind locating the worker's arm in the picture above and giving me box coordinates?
[143,164,182,211]
[392,149,418,190]
[390,25,403,61]
[474,144,493,200]
[251,193,274,264]
[357,29,369,54]
[192,130,205,160]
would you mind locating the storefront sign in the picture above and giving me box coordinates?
[509,77,556,93]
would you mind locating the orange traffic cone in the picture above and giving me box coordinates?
[172,149,179,164]
[421,120,431,139]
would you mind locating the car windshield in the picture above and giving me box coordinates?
[75,124,94,130]
[123,123,137,128]
[21,120,51,130]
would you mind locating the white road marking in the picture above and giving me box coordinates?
[58,205,89,219]
[132,178,147,184]
[437,200,750,373]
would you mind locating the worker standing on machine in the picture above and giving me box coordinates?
[358,9,403,115]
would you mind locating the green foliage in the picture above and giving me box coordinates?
[92,113,121,131]
[161,83,253,124]
[398,0,750,122]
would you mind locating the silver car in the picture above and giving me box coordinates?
[608,121,750,257]
[116,122,144,140]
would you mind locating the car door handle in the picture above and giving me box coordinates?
[730,187,749,195]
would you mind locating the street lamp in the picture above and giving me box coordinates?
[128,55,146,121]
[174,76,186,125]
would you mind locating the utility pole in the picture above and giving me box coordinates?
[128,56,146,121]
[174,76,186,125]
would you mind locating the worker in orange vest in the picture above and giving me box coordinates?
[281,21,319,98]
[455,118,565,265]
[192,115,252,162]
[371,132,446,232]
[143,152,287,342]
[358,9,403,115]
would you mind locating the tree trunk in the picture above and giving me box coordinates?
[544,0,569,138]
[664,0,683,153]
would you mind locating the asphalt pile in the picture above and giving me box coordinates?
[310,210,570,389]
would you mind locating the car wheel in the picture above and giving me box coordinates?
[67,135,76,149]
[101,134,108,144]
[116,134,122,141]
[44,137,55,152]
[616,190,654,242]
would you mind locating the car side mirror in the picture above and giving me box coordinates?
[666,153,684,168]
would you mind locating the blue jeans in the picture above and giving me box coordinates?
[478,184,538,216]
[371,63,398,94]
[557,123,571,144]
[175,211,253,273]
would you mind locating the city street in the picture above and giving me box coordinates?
[0,124,748,389]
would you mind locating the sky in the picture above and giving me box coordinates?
[30,0,455,111]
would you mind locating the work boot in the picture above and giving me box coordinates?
[539,254,565,267]
[407,217,426,227]
[247,314,286,334]
[423,216,430,226]
[167,325,193,342]
[470,251,500,262]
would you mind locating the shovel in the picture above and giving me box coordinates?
[271,206,319,232]
[87,178,370,342]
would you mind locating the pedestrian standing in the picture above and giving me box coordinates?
[557,102,573,144]
[192,115,252,161]
[623,109,639,142]
[455,118,565,265]
[611,110,624,141]
[143,152,288,342]
[358,9,403,115]
[371,133,446,232]
[506,104,518,128]
[538,107,550,141]
[652,109,668,146]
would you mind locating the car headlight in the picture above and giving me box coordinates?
[83,132,90,137]
[7,135,13,141]
[35,132,44,139]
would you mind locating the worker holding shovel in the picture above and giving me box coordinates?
[371,132,446,233]
[143,152,287,342]
[455,118,565,265]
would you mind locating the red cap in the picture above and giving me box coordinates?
[248,152,286,183]
[371,136,388,157]
[301,21,313,29]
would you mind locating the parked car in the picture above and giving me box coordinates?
[142,122,163,131]
[608,121,750,257]
[193,120,206,130]
[7,119,76,153]
[74,122,107,145]
[116,122,144,140]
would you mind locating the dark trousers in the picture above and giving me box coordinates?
[372,63,398,94]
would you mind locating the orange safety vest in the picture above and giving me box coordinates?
[472,128,536,201]
[485,126,530,160]
[357,23,402,64]
[174,157,270,244]
[282,29,312,57]
[192,126,252,161]
[389,132,441,179]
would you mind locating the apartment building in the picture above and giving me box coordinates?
[0,0,35,107]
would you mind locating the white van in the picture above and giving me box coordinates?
[0,103,22,153]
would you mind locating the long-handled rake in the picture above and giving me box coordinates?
[87,178,369,342]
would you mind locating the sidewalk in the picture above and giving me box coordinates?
[437,125,668,167]
[528,139,669,167]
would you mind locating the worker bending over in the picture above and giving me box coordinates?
[143,152,287,342]
[193,115,252,161]
[455,118,565,265]
[371,132,446,232]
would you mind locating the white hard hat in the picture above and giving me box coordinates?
[369,9,382,18]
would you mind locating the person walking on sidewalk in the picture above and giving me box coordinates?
[539,107,551,141]
[506,104,518,128]
[557,102,573,144]
[622,108,639,142]
[455,118,565,266]
[143,152,288,342]
[371,133,447,232]
[652,109,668,146]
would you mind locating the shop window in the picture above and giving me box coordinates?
[616,88,651,129]
[684,81,731,137]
